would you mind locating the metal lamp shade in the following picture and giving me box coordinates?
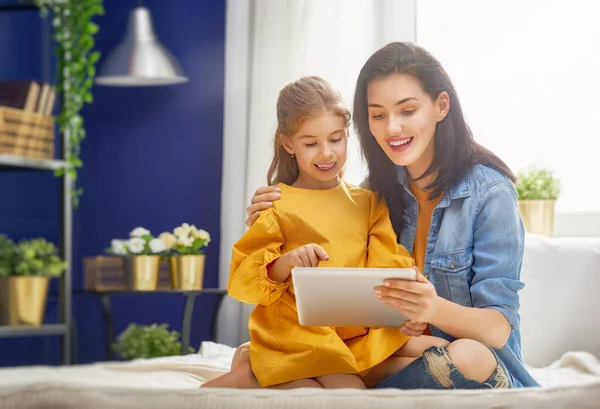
[95,7,188,86]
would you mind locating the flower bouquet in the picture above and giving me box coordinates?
[159,223,210,290]
[106,227,167,291]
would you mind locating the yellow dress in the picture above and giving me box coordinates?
[228,181,414,387]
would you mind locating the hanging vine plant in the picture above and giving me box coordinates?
[36,0,104,208]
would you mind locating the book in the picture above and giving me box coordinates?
[43,86,56,116]
[37,83,50,114]
[0,80,41,112]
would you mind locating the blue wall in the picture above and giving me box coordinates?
[0,0,225,366]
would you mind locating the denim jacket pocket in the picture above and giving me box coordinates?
[430,249,474,307]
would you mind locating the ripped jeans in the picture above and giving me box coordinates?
[375,345,514,389]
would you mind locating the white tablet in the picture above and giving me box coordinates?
[291,267,417,327]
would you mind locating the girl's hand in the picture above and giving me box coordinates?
[374,268,440,324]
[268,244,329,283]
[246,186,282,227]
[400,320,427,337]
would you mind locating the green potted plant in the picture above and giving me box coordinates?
[0,235,16,279]
[112,323,194,360]
[0,236,67,326]
[106,227,167,291]
[515,166,561,236]
[159,223,211,290]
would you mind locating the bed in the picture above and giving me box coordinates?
[0,234,598,409]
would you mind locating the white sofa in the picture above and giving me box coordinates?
[520,233,600,367]
[554,212,600,238]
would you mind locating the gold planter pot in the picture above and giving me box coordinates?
[0,276,50,326]
[123,255,161,291]
[169,255,205,290]
[518,200,556,236]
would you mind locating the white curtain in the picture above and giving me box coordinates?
[217,0,417,347]
[416,0,600,215]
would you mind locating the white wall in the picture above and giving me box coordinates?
[417,0,600,215]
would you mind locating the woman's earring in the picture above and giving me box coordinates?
[291,154,295,158]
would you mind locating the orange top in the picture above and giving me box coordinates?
[409,183,442,336]
[409,183,442,273]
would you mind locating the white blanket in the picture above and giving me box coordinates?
[0,342,599,409]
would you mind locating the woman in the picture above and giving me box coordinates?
[245,42,538,389]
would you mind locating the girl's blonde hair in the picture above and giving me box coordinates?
[267,76,351,186]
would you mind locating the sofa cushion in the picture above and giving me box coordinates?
[520,234,600,367]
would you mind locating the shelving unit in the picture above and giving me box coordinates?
[0,155,73,366]
[0,154,65,170]
[75,289,227,361]
[0,324,68,338]
[0,1,37,12]
[0,1,72,365]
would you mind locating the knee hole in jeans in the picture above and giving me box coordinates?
[424,340,510,389]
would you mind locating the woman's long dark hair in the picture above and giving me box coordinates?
[353,42,515,235]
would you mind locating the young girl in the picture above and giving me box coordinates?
[246,43,539,389]
[204,76,445,390]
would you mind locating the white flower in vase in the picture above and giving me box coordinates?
[130,227,151,237]
[173,223,192,238]
[192,228,211,244]
[128,237,146,254]
[111,239,127,256]
[176,235,194,247]
[159,232,177,249]
[149,238,166,254]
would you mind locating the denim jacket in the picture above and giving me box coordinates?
[395,164,539,387]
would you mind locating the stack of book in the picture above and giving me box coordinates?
[0,80,56,116]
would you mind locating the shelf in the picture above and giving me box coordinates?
[0,1,36,11]
[0,154,65,171]
[73,288,227,296]
[0,0,67,11]
[0,323,67,338]
[0,0,72,365]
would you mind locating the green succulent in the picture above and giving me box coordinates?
[515,166,561,201]
[13,238,66,277]
[112,323,195,360]
[0,235,17,278]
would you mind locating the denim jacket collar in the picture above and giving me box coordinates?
[395,166,471,207]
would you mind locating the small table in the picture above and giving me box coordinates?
[76,288,227,360]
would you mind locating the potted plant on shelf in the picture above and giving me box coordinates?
[112,323,194,360]
[159,223,210,290]
[107,227,167,291]
[516,166,561,236]
[0,235,67,326]
[0,235,16,279]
